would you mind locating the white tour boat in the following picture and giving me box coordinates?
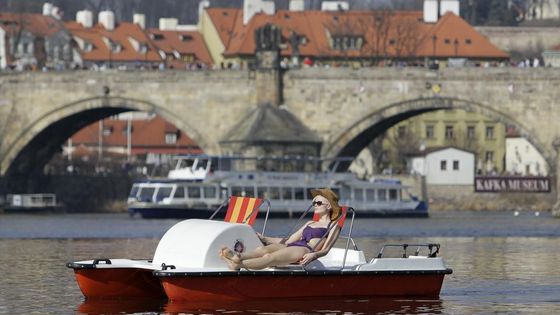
[127,155,428,219]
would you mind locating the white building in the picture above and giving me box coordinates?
[505,137,549,176]
[408,147,474,185]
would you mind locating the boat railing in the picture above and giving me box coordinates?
[375,243,441,260]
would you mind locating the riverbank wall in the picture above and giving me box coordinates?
[390,175,556,212]
[0,175,556,213]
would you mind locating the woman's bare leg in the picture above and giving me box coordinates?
[240,246,309,270]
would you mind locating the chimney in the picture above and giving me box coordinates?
[133,13,145,29]
[76,10,93,28]
[321,1,349,11]
[159,18,178,30]
[440,0,460,16]
[99,11,115,31]
[423,0,439,23]
[43,3,53,16]
[289,0,304,11]
[243,0,275,25]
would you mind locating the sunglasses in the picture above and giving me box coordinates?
[312,200,329,206]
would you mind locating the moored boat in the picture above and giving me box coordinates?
[128,155,428,219]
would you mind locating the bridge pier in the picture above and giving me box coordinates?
[552,138,560,217]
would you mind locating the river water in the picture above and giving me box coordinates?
[0,210,559,314]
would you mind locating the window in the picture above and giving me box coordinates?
[139,43,148,53]
[467,126,475,139]
[444,39,450,44]
[294,187,305,200]
[397,126,406,139]
[354,188,364,201]
[445,125,454,139]
[269,187,280,199]
[389,38,396,45]
[173,187,185,198]
[332,35,363,50]
[151,33,164,40]
[231,186,243,197]
[426,125,434,139]
[441,160,447,170]
[378,189,387,201]
[281,187,292,200]
[165,133,177,144]
[465,39,472,44]
[243,186,255,197]
[187,186,201,198]
[203,186,217,198]
[84,42,93,52]
[366,189,375,201]
[486,126,494,139]
[102,126,113,136]
[179,34,193,41]
[257,187,267,199]
[485,151,494,162]
[156,187,173,201]
[389,189,398,201]
[453,160,459,170]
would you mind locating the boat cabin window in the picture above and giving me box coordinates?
[354,188,364,201]
[269,187,280,199]
[257,187,267,199]
[203,186,217,198]
[244,186,255,197]
[341,186,351,200]
[139,187,155,202]
[282,187,293,200]
[366,189,376,201]
[129,185,139,198]
[173,186,185,198]
[196,159,209,170]
[378,189,387,201]
[230,186,255,197]
[177,158,194,169]
[156,187,173,201]
[187,186,201,199]
[389,189,399,201]
[294,187,305,200]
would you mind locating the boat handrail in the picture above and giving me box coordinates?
[375,243,441,260]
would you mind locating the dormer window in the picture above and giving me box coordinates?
[139,43,148,53]
[165,133,177,144]
[83,42,93,52]
[111,42,121,53]
[331,35,363,51]
[179,34,193,41]
[465,39,472,44]
[102,126,113,136]
[151,33,165,40]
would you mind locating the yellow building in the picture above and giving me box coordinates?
[380,109,505,175]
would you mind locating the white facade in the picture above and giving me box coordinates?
[409,147,474,185]
[505,137,549,176]
[321,1,349,11]
[423,0,439,23]
[244,0,275,25]
[0,27,6,69]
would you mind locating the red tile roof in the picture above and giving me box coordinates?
[217,9,508,60]
[71,116,202,155]
[0,13,64,37]
[205,8,243,48]
[65,21,162,62]
[146,29,213,67]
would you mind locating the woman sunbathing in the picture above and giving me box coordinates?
[219,188,342,270]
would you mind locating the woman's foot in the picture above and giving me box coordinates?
[219,247,241,263]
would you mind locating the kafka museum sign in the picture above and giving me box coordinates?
[475,177,551,193]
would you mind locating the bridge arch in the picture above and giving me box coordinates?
[1,96,217,177]
[324,97,552,170]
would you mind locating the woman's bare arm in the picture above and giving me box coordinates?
[257,222,309,245]
[299,226,341,264]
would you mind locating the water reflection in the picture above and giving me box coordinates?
[77,297,443,314]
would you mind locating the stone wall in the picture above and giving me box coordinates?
[476,26,560,56]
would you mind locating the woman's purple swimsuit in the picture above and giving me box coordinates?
[287,225,328,250]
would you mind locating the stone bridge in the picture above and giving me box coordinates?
[1,68,560,209]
